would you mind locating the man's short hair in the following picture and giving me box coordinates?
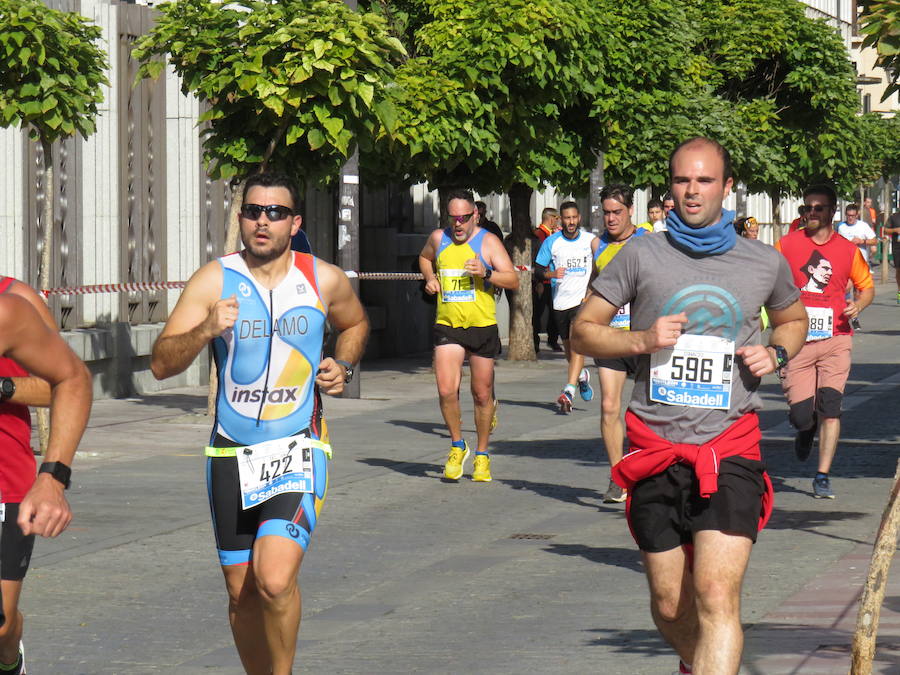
[845,203,859,215]
[599,184,634,208]
[802,250,827,279]
[559,200,579,213]
[802,184,837,209]
[663,193,674,203]
[446,188,475,207]
[648,199,664,210]
[475,200,487,211]
[668,137,732,182]
[243,172,301,211]
[541,207,558,221]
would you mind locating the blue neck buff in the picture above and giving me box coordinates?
[665,208,737,256]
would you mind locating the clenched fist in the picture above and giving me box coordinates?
[202,295,239,338]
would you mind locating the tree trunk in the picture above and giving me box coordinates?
[770,190,783,243]
[589,152,605,233]
[506,182,535,361]
[735,182,747,219]
[207,178,247,417]
[37,136,54,454]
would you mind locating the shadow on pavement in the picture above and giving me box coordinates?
[496,399,570,413]
[542,543,642,573]
[766,507,871,545]
[386,419,450,438]
[582,627,670,655]
[357,457,442,478]
[498,477,612,509]
[490,437,601,461]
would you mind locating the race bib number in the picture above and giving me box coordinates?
[237,436,315,510]
[439,268,475,303]
[806,306,833,342]
[610,303,630,330]
[650,334,734,410]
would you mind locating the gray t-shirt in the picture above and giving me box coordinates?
[592,233,799,444]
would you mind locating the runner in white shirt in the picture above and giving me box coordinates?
[535,202,600,412]
[837,203,877,265]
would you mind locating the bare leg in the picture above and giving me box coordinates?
[469,354,495,453]
[562,339,585,387]
[598,367,627,466]
[222,564,272,675]
[434,344,466,441]
[817,417,840,474]
[691,530,753,674]
[253,536,305,675]
[642,546,698,665]
[0,580,24,667]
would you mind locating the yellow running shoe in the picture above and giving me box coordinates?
[472,454,492,482]
[490,399,500,432]
[444,442,470,480]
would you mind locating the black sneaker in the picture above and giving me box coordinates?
[794,426,816,461]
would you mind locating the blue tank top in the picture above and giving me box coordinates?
[212,252,327,446]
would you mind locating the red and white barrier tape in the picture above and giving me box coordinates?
[39,267,536,297]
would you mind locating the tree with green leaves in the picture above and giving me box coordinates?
[859,0,900,101]
[0,0,108,291]
[366,0,607,360]
[133,0,406,250]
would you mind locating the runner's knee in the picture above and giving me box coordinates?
[470,384,492,407]
[815,387,842,419]
[651,590,693,624]
[600,393,622,419]
[788,397,816,431]
[255,569,298,604]
[693,577,741,618]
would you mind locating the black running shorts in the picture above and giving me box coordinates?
[1,504,34,581]
[628,457,766,553]
[433,323,500,358]
[594,355,640,375]
[552,306,581,340]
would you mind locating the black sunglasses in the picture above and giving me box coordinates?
[799,204,829,215]
[240,204,294,221]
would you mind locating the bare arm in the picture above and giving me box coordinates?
[0,295,92,537]
[151,262,234,380]
[418,230,441,295]
[315,261,370,395]
[476,233,519,291]
[570,292,686,358]
[736,299,808,377]
[5,279,59,406]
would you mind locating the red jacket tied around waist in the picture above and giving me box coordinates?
[613,411,774,531]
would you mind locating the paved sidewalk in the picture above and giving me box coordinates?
[16,282,900,673]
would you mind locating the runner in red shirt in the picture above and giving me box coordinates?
[775,185,874,499]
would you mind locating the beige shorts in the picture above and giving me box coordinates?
[781,335,852,418]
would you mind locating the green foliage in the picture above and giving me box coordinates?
[133,0,406,183]
[859,0,900,100]
[0,0,108,142]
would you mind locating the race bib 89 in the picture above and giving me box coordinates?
[806,306,833,342]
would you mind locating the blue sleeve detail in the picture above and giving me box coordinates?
[436,229,453,257]
[536,234,554,267]
[223,269,270,386]
[218,548,252,566]
[257,517,311,551]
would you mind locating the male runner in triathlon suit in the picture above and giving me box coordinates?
[572,137,807,674]
[151,172,368,675]
[418,189,518,483]
[535,202,599,413]
[0,277,91,675]
[590,185,649,504]
[775,184,874,499]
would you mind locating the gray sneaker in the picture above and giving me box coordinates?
[602,479,627,503]
[813,475,835,499]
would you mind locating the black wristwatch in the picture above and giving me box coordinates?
[483,267,493,280]
[769,344,789,373]
[0,377,15,402]
[39,461,72,489]
[334,359,354,384]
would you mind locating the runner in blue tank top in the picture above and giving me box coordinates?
[151,172,369,675]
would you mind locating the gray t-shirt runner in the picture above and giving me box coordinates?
[591,233,799,444]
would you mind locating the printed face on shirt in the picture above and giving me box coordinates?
[802,254,832,293]
[560,207,581,237]
[602,198,635,241]
[670,142,733,229]
[240,186,301,263]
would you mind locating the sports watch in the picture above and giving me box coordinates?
[769,344,789,373]
[483,267,492,280]
[334,359,355,384]
[0,377,14,402]
[39,461,72,489]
